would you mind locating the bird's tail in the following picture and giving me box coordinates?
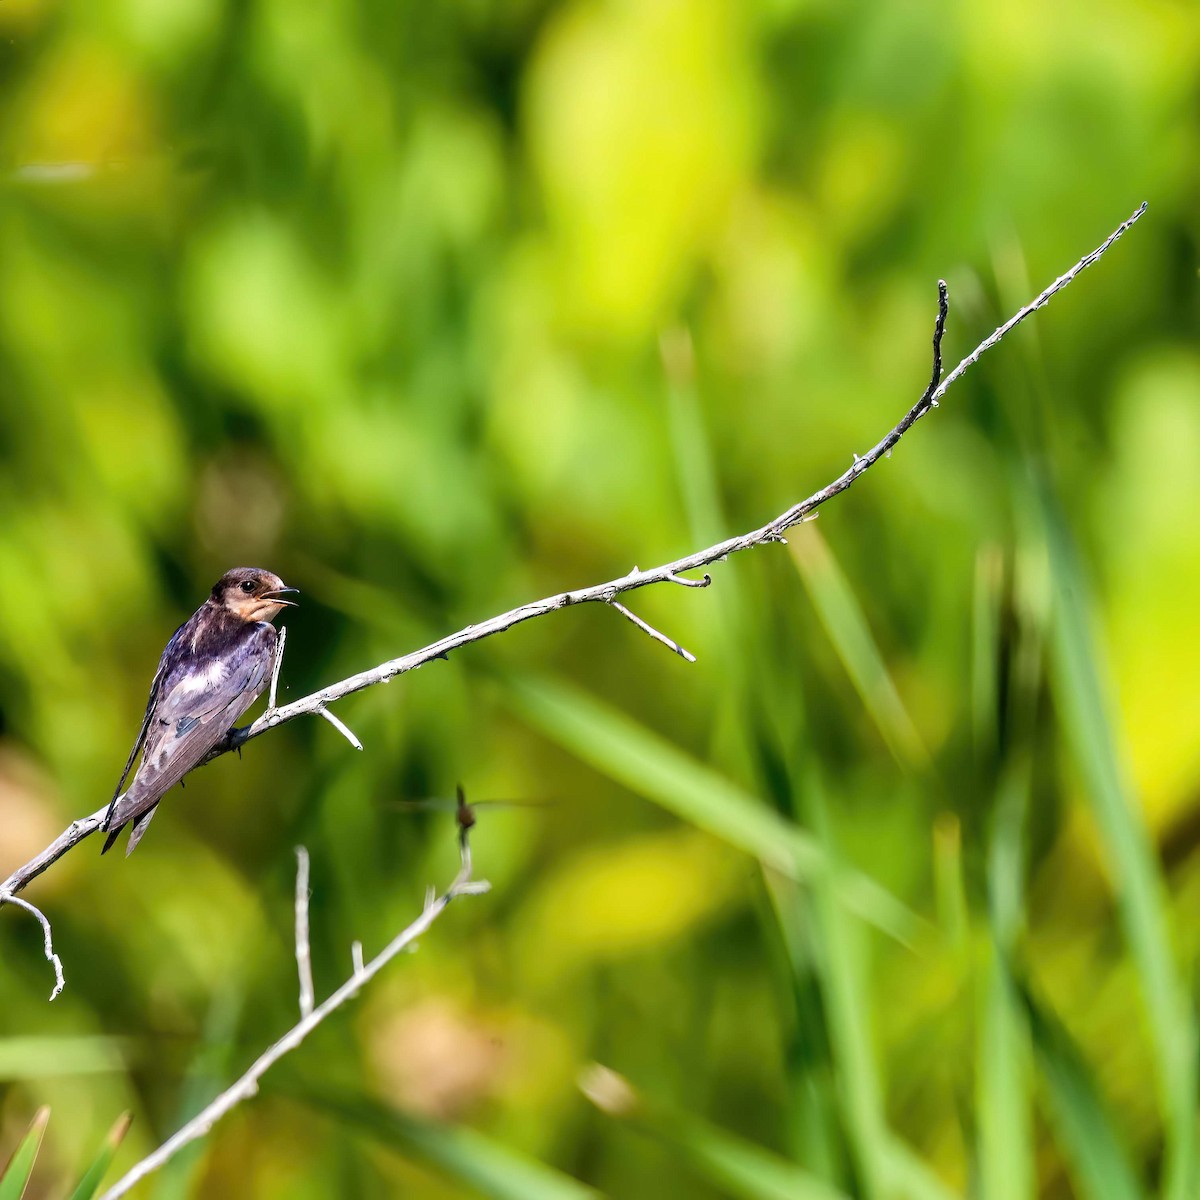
[100,794,159,856]
[124,806,159,855]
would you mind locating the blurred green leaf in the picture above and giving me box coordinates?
[581,1064,849,1200]
[506,671,927,946]
[976,764,1034,1200]
[300,1089,600,1200]
[879,1137,961,1200]
[0,1107,48,1200]
[1019,982,1144,1200]
[0,1037,129,1079]
[67,1111,132,1200]
[791,778,886,1199]
[1041,486,1196,1198]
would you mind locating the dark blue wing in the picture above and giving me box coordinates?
[104,623,276,848]
[103,619,192,830]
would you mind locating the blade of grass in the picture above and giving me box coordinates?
[581,1063,851,1200]
[1040,487,1195,1198]
[505,671,927,947]
[663,326,768,785]
[977,760,1034,1200]
[799,782,965,1200]
[932,813,969,959]
[300,1088,600,1200]
[68,1113,132,1200]
[1018,981,1144,1200]
[769,899,846,1181]
[0,1107,49,1200]
[789,529,929,772]
[975,529,1050,1200]
[792,776,886,1200]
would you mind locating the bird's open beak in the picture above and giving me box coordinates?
[264,586,300,607]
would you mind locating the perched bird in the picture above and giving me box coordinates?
[101,567,298,856]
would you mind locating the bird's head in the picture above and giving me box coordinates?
[213,568,298,623]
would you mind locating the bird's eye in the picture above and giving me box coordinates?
[240,580,256,594]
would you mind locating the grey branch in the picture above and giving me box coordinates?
[0,203,1148,974]
[97,832,490,1200]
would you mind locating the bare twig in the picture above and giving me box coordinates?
[666,571,711,588]
[316,705,363,751]
[267,626,287,712]
[294,847,314,1019]
[0,893,65,1001]
[608,600,696,662]
[0,204,1147,925]
[97,830,490,1200]
[265,628,362,751]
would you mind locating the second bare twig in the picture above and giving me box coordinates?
[97,829,490,1200]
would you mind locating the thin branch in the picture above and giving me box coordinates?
[97,830,490,1200]
[267,626,287,712]
[294,846,314,1019]
[0,893,65,1001]
[0,203,1147,922]
[666,571,711,588]
[316,705,364,751]
[608,600,696,663]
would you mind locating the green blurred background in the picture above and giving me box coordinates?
[1,1,1198,1197]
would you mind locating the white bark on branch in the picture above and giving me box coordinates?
[0,203,1147,998]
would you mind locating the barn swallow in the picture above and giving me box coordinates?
[101,567,298,856]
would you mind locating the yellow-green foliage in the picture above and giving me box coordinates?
[0,1,1197,1197]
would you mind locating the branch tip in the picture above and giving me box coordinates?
[667,571,711,589]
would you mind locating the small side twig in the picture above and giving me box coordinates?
[316,706,363,751]
[294,846,314,1019]
[263,629,363,757]
[0,892,65,1001]
[267,626,287,712]
[98,828,490,1200]
[608,600,696,663]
